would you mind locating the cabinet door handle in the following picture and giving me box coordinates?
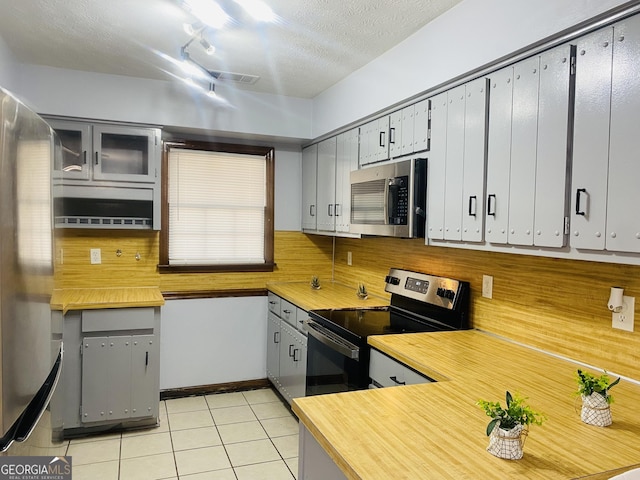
[310,205,315,217]
[145,351,148,366]
[575,188,587,216]
[389,376,406,385]
[379,131,386,147]
[274,332,280,344]
[293,348,300,362]
[468,195,477,217]
[288,344,295,357]
[487,194,496,216]
[389,127,396,145]
[283,309,291,315]
[95,151,99,165]
[269,301,277,305]
[328,204,334,216]
[83,151,87,164]
[335,204,341,217]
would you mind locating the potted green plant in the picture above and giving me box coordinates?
[356,283,368,299]
[575,369,620,427]
[310,276,321,290]
[477,391,545,460]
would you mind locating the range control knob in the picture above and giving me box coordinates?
[436,288,456,300]
[385,275,401,285]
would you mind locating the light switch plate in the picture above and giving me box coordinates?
[612,296,634,332]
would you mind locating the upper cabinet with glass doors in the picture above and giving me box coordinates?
[49,119,159,184]
[46,117,161,230]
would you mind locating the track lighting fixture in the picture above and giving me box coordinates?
[199,37,215,55]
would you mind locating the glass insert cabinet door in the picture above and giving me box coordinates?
[48,119,158,183]
[50,120,92,180]
[93,125,157,183]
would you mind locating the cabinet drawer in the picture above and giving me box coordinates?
[267,293,281,316]
[82,307,155,332]
[369,349,431,388]
[280,299,297,327]
[296,308,309,335]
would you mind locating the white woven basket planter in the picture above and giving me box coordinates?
[581,393,612,427]
[486,423,527,460]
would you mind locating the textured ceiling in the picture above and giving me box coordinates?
[0,0,463,99]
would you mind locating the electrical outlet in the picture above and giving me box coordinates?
[347,251,352,266]
[482,275,493,299]
[612,296,634,332]
[90,248,102,265]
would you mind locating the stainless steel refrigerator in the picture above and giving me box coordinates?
[0,87,63,455]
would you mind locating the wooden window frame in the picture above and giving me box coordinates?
[159,140,275,273]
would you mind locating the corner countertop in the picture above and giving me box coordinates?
[293,330,640,479]
[266,281,389,311]
[51,287,165,314]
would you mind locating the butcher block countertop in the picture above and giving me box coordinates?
[266,281,389,311]
[293,330,640,480]
[50,287,165,313]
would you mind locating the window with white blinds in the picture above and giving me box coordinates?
[163,143,274,271]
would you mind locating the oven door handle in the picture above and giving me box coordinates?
[306,321,360,360]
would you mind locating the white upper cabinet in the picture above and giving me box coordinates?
[572,21,635,252]
[442,84,466,241]
[389,105,416,158]
[359,116,390,166]
[335,129,359,233]
[485,65,514,244]
[572,15,640,253]
[461,78,489,242]
[486,44,573,247]
[607,16,640,252]
[571,28,613,250]
[301,144,318,231]
[360,104,426,166]
[427,79,489,243]
[389,110,404,159]
[413,99,431,152]
[316,137,338,231]
[534,45,574,247]
[508,56,540,246]
[302,129,359,235]
[426,92,448,240]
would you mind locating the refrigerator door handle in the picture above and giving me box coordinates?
[0,345,63,452]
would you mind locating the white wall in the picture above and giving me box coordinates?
[0,35,16,91]
[14,64,313,141]
[312,0,630,137]
[160,297,267,390]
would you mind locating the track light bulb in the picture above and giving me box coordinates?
[183,23,196,36]
[200,38,215,55]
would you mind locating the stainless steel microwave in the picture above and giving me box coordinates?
[350,158,426,238]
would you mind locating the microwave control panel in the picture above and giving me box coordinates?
[389,176,408,225]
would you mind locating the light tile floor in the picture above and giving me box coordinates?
[64,388,299,480]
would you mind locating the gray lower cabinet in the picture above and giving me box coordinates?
[299,424,347,480]
[61,306,161,434]
[266,292,307,405]
[369,349,431,388]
